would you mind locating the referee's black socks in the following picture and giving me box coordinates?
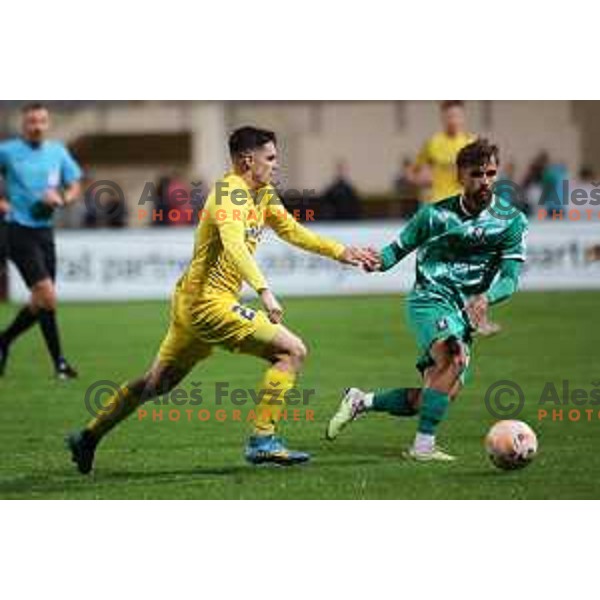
[0,305,38,347]
[37,309,64,369]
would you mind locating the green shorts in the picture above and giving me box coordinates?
[406,289,473,380]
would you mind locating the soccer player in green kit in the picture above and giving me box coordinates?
[326,139,528,461]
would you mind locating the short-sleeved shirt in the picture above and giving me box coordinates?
[0,138,82,228]
[415,131,476,202]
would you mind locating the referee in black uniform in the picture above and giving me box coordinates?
[0,103,82,379]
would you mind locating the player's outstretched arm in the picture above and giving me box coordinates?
[62,181,82,205]
[376,205,435,272]
[266,195,355,263]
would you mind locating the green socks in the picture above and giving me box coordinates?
[372,388,419,417]
[370,387,450,436]
[417,388,450,435]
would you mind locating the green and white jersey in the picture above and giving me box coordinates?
[383,195,528,304]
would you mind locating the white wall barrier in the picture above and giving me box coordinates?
[8,222,600,302]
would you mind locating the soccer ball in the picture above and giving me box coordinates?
[485,420,538,470]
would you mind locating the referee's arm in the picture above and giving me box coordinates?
[62,180,81,205]
[58,144,83,206]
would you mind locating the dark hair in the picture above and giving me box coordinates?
[456,138,500,170]
[228,126,276,158]
[21,102,48,113]
[440,100,465,111]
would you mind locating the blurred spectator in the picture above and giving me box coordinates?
[321,160,361,220]
[152,173,195,226]
[521,151,550,216]
[166,175,194,226]
[104,187,128,227]
[82,171,128,228]
[574,165,597,195]
[521,151,549,193]
[413,101,476,202]
[540,161,569,215]
[393,157,420,202]
[497,160,531,216]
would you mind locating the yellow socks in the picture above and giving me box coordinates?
[86,385,142,441]
[253,367,296,436]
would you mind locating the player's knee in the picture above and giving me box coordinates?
[290,338,308,364]
[407,388,422,413]
[424,362,456,395]
[32,281,56,311]
[277,338,308,370]
[432,336,466,373]
[426,376,454,396]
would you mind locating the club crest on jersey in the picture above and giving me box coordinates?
[468,225,485,244]
[436,317,449,331]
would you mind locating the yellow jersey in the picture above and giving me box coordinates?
[176,172,345,302]
[416,131,476,202]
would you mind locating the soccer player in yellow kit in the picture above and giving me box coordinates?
[67,126,371,472]
[414,101,475,203]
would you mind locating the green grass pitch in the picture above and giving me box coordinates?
[0,291,598,499]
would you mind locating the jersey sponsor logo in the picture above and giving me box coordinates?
[232,304,257,321]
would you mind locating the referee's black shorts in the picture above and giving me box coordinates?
[0,220,7,262]
[7,223,56,288]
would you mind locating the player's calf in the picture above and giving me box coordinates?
[68,361,189,474]
[30,279,79,379]
[242,327,311,463]
[411,337,465,460]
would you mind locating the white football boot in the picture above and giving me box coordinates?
[403,446,456,462]
[326,387,368,440]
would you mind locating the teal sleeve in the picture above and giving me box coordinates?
[500,213,528,261]
[380,242,409,271]
[486,259,523,305]
[379,206,434,272]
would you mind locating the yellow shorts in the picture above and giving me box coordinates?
[158,291,280,372]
